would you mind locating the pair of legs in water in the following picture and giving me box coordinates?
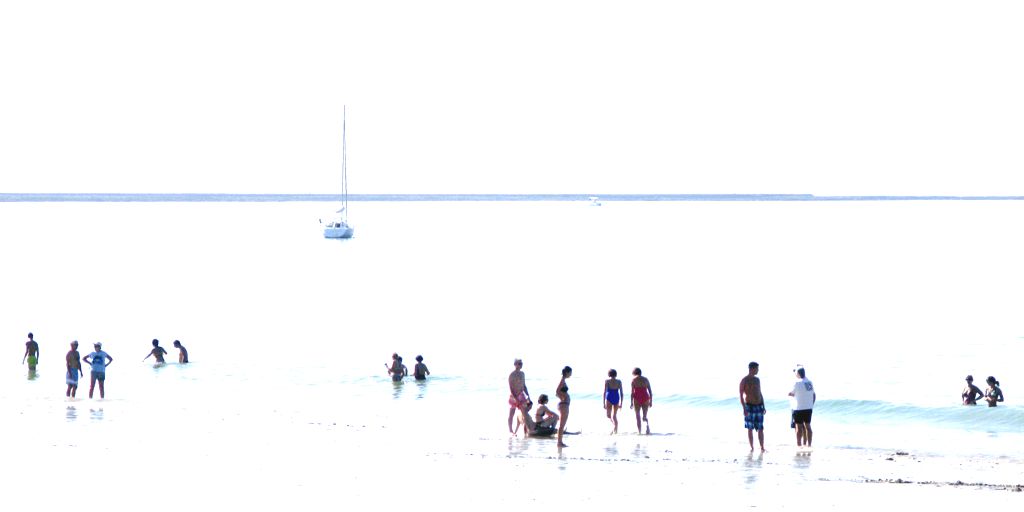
[633,401,650,434]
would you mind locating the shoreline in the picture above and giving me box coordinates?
[6,192,1024,202]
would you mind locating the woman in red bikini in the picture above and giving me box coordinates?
[630,367,652,434]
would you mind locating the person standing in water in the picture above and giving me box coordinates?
[962,375,983,405]
[740,361,766,452]
[173,340,189,363]
[387,353,407,382]
[604,369,624,434]
[788,367,816,448]
[23,332,40,371]
[65,341,83,398]
[630,368,653,435]
[83,342,113,399]
[556,366,572,448]
[984,376,1004,407]
[507,359,529,435]
[143,339,168,363]
[413,355,430,380]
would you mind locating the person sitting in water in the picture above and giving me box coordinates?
[515,400,554,436]
[413,355,430,380]
[173,340,189,363]
[143,339,168,363]
[984,376,1004,407]
[534,394,560,428]
[962,375,983,405]
[513,400,536,435]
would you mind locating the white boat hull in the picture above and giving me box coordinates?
[323,223,354,239]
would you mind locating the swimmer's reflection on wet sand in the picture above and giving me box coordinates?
[793,450,813,470]
[744,452,763,487]
[90,408,104,421]
[604,441,619,458]
[414,379,428,400]
[66,406,77,422]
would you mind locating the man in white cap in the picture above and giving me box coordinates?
[788,366,816,448]
[83,342,113,399]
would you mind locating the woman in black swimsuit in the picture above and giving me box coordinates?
[556,366,572,447]
[984,376,1004,407]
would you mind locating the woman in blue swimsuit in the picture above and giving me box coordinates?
[604,369,623,434]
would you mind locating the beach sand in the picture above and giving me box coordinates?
[6,404,1020,510]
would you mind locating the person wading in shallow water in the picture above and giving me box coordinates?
[740,361,766,452]
[630,368,652,435]
[387,353,407,382]
[173,340,189,363]
[962,375,983,405]
[24,332,40,372]
[984,376,1004,407]
[604,369,624,434]
[143,339,168,363]
[413,355,430,381]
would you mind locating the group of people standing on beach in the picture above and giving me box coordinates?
[740,362,817,452]
[387,353,430,382]
[961,375,1004,407]
[506,359,654,448]
[21,333,189,399]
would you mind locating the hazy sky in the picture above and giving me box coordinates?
[2,1,1022,195]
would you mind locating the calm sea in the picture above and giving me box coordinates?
[2,197,1022,471]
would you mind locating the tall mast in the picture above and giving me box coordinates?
[342,106,348,221]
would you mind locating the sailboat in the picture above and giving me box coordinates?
[323,107,354,239]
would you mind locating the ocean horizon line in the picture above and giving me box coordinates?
[4,192,1024,202]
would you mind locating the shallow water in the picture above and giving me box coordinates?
[2,199,1022,503]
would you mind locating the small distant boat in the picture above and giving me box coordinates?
[323,107,354,239]
[588,196,602,206]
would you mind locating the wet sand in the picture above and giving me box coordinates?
[6,408,1020,511]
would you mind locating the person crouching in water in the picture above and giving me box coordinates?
[65,341,83,398]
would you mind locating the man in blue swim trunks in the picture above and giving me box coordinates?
[739,361,766,452]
